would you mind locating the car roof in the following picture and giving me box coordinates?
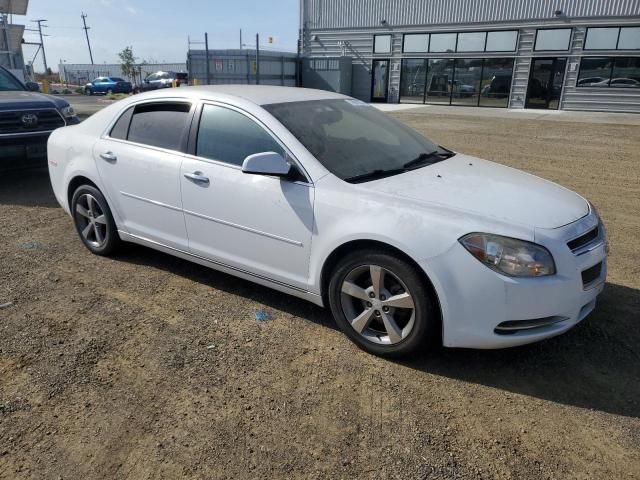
[132,85,348,106]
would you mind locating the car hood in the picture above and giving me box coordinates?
[366,154,589,229]
[0,91,68,110]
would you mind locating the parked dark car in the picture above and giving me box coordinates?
[0,66,79,171]
[84,77,132,95]
[133,71,188,93]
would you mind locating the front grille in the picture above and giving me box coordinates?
[582,262,603,289]
[567,226,599,253]
[0,109,65,135]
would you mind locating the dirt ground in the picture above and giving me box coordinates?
[1,111,639,479]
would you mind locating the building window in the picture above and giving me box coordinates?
[577,57,640,88]
[374,34,392,54]
[611,57,640,87]
[577,58,613,87]
[584,28,619,50]
[534,28,572,51]
[400,57,515,107]
[400,59,427,102]
[456,32,486,52]
[429,33,457,53]
[425,58,455,102]
[403,34,429,53]
[485,31,518,52]
[451,58,483,105]
[619,27,640,50]
[480,58,515,107]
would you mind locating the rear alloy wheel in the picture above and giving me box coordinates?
[328,250,438,357]
[71,185,121,256]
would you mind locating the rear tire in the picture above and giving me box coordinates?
[71,185,121,256]
[328,249,439,357]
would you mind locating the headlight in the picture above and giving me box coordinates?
[60,105,76,119]
[459,233,556,277]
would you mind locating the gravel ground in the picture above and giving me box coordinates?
[0,111,639,479]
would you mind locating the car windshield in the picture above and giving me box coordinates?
[0,68,26,91]
[264,99,452,182]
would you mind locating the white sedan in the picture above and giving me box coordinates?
[47,86,608,356]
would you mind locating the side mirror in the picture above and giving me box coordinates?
[25,81,40,92]
[242,152,291,177]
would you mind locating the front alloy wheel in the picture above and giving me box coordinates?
[328,249,438,357]
[340,265,416,345]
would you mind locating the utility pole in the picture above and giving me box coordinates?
[204,32,210,85]
[31,19,48,71]
[239,29,242,50]
[81,13,94,65]
[255,33,260,85]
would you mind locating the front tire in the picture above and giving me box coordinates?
[71,185,121,256]
[328,249,438,357]
[85,87,93,96]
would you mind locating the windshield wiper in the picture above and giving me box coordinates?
[344,168,407,184]
[403,150,455,170]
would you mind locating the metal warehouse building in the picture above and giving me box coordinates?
[300,0,640,113]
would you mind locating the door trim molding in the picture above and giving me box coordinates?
[120,191,183,212]
[120,191,304,247]
[183,209,304,247]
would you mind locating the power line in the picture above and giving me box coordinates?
[81,13,94,65]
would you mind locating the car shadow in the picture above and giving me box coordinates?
[0,167,59,208]
[116,244,640,419]
[114,244,337,331]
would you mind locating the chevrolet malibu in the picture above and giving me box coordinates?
[47,86,608,356]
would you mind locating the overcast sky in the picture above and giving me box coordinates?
[19,0,299,71]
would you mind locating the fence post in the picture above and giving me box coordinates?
[205,32,210,85]
[281,56,285,86]
[246,52,250,84]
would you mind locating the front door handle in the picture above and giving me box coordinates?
[100,151,117,163]
[184,171,210,185]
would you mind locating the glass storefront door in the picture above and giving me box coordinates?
[371,59,390,102]
[526,58,567,109]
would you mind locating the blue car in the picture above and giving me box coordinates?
[84,76,132,95]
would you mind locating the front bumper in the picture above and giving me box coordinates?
[422,212,607,349]
[0,133,51,170]
[0,116,79,171]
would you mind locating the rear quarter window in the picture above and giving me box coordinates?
[126,102,192,151]
[109,107,134,140]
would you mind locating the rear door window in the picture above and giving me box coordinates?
[196,104,284,166]
[127,102,192,151]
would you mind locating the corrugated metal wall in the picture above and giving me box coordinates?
[304,0,640,29]
[561,28,640,113]
[302,0,640,112]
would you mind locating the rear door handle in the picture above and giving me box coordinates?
[100,151,117,163]
[184,171,210,185]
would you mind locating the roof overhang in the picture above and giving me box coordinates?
[0,0,29,15]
